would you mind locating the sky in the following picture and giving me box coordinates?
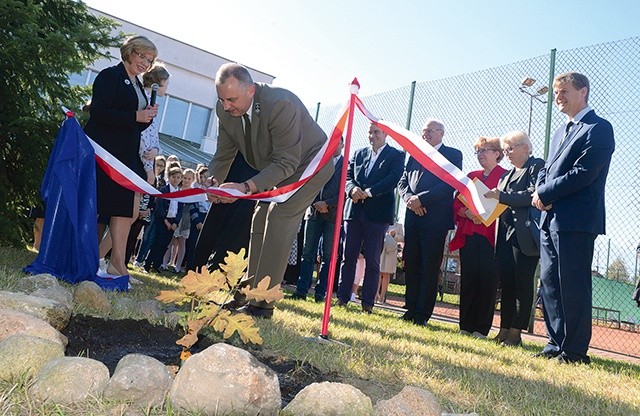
[84,0,640,108]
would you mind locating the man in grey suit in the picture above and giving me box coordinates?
[532,72,615,364]
[208,63,334,318]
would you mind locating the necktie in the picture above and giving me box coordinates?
[243,114,255,166]
[562,121,574,144]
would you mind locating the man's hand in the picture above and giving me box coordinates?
[350,186,368,202]
[532,191,552,211]
[313,201,329,214]
[207,178,221,204]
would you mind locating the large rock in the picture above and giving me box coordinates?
[138,300,164,322]
[373,385,442,416]
[282,382,372,416]
[31,285,74,310]
[103,353,172,407]
[15,273,61,293]
[73,281,112,315]
[170,343,281,415]
[0,290,71,330]
[0,334,65,381]
[29,356,110,405]
[0,308,67,347]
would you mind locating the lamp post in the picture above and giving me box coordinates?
[518,77,548,137]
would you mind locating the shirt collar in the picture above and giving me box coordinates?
[570,106,592,124]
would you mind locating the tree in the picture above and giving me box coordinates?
[0,0,122,246]
[607,258,631,283]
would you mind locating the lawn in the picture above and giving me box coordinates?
[1,246,639,415]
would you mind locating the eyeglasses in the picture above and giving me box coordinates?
[423,128,443,134]
[503,143,523,154]
[474,148,497,155]
[133,50,154,66]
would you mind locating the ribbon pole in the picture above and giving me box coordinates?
[319,79,360,338]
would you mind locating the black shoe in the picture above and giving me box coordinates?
[223,298,248,310]
[335,299,347,307]
[314,296,325,303]
[288,292,306,301]
[361,304,373,314]
[401,311,414,321]
[557,353,590,365]
[413,318,428,327]
[533,350,560,359]
[237,305,274,319]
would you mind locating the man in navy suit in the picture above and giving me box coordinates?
[398,119,463,326]
[336,123,405,313]
[532,72,615,364]
[291,137,345,302]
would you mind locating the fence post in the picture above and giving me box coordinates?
[314,102,321,122]
[395,82,417,222]
[543,49,556,159]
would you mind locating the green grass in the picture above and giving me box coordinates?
[2,246,640,415]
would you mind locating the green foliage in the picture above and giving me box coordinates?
[0,0,122,246]
[608,258,631,283]
[156,250,284,354]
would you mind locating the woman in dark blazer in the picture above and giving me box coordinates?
[485,131,545,346]
[84,35,159,279]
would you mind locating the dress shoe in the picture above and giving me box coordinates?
[501,338,522,347]
[401,311,414,321]
[237,305,274,319]
[335,299,347,307]
[314,296,325,303]
[533,350,560,359]
[413,318,428,327]
[223,298,248,310]
[491,328,509,343]
[557,352,590,365]
[471,331,487,339]
[288,292,306,301]
[361,304,373,314]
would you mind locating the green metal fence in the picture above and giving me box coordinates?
[312,36,640,358]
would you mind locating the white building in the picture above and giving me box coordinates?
[71,7,275,167]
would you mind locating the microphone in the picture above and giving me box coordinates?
[150,83,159,107]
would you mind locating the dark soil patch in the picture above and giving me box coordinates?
[62,315,339,404]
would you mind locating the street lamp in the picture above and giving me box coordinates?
[518,77,548,137]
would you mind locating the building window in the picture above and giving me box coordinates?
[185,104,210,142]
[162,96,189,139]
[160,96,211,144]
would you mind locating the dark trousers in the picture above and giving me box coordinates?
[190,200,255,272]
[125,218,146,266]
[337,216,387,308]
[459,233,500,335]
[540,227,595,361]
[403,226,448,322]
[497,237,539,330]
[296,215,343,300]
[145,221,174,271]
[135,220,155,264]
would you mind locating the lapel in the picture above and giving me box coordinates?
[548,122,585,167]
[366,144,389,179]
[361,148,372,179]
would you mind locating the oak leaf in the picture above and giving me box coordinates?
[180,270,219,297]
[218,249,248,287]
[176,318,206,349]
[156,289,190,305]
[242,276,284,303]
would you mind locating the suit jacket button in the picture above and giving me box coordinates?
[513,218,518,222]
[525,220,531,226]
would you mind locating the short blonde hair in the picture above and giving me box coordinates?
[143,63,170,88]
[501,131,533,155]
[474,136,504,163]
[120,35,157,65]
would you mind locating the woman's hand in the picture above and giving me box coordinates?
[136,105,158,123]
[484,188,500,200]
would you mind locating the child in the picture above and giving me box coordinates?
[140,64,171,184]
[169,168,196,273]
[144,166,183,273]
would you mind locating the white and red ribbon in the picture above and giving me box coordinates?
[85,87,484,214]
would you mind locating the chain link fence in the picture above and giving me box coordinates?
[312,36,640,358]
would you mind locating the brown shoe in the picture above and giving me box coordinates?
[335,299,347,307]
[361,304,373,314]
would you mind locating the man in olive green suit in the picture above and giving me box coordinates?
[208,63,333,318]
